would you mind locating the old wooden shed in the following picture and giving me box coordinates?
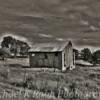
[29,41,75,71]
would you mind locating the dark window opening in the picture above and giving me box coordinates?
[45,54,48,59]
[73,53,75,65]
[64,53,66,66]
[55,52,58,56]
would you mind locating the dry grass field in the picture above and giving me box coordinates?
[0,58,99,100]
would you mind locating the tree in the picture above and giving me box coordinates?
[92,50,100,65]
[17,40,30,56]
[1,36,13,48]
[81,48,92,62]
[1,36,30,57]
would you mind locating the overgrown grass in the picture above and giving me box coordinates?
[0,59,100,100]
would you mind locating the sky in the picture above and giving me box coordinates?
[0,0,100,50]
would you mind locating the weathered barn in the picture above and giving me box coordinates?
[29,41,75,71]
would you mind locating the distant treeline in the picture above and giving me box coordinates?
[1,36,100,65]
[1,36,30,57]
[74,48,100,65]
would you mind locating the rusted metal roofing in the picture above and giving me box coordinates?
[29,41,69,52]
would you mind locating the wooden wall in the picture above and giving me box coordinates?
[29,52,62,70]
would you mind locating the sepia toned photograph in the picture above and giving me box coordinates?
[0,0,100,100]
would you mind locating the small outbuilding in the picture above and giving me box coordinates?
[29,41,75,71]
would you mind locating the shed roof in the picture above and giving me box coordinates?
[29,41,70,52]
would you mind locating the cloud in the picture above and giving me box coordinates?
[89,25,98,31]
[42,0,61,5]
[55,37,65,41]
[80,20,89,26]
[38,33,53,38]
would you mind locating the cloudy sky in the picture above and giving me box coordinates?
[0,0,100,50]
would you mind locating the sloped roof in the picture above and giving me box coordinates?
[29,41,70,52]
